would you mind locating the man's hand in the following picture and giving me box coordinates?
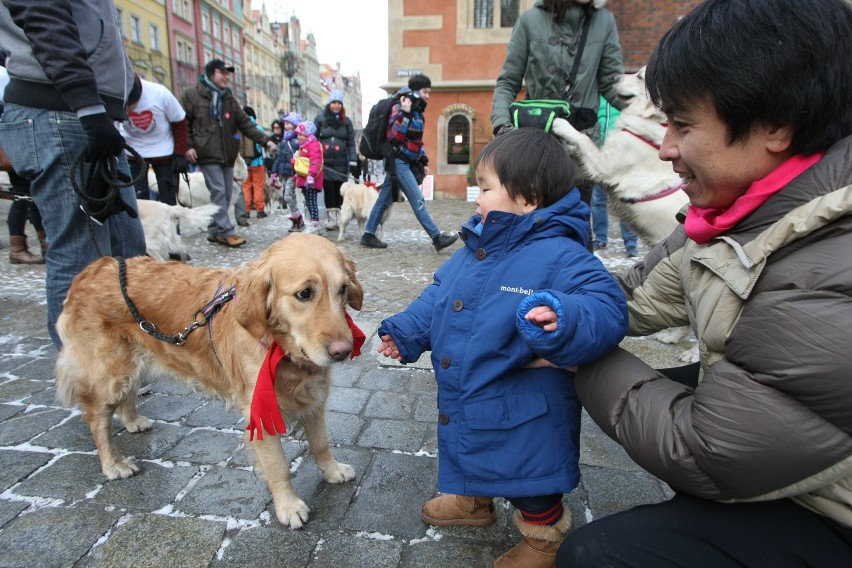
[525,305,559,332]
[400,96,413,113]
[79,113,124,162]
[265,140,277,152]
[377,334,403,362]
[185,148,198,164]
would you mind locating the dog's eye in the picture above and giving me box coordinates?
[339,284,347,298]
[296,287,313,301]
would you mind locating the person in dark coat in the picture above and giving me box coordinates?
[314,89,357,230]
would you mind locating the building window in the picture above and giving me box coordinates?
[447,115,471,164]
[150,24,160,52]
[501,0,519,27]
[130,15,142,44]
[116,8,126,39]
[213,17,220,39]
[201,12,209,33]
[474,0,493,28]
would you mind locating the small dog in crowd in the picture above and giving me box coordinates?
[551,67,688,246]
[55,234,363,528]
[337,181,392,242]
[136,200,218,261]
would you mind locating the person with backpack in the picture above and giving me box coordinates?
[240,106,269,219]
[360,74,459,252]
[314,89,357,230]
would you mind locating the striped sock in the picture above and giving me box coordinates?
[520,501,564,526]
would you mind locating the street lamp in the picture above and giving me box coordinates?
[290,79,302,115]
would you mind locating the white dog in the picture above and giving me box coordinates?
[551,68,697,363]
[551,67,688,247]
[337,181,392,242]
[147,155,248,208]
[137,200,219,261]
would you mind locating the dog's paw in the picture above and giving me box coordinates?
[275,497,311,529]
[320,461,356,484]
[651,326,693,344]
[123,415,151,433]
[550,118,581,146]
[678,345,700,364]
[104,458,140,480]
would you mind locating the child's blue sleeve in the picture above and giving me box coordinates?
[378,271,444,364]
[515,255,628,368]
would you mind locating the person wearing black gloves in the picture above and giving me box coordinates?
[0,0,147,349]
[314,89,357,231]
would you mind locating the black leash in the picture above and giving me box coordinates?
[116,256,237,347]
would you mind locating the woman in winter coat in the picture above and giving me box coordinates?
[558,1,852,566]
[314,89,357,230]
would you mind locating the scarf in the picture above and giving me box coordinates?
[684,152,824,245]
[201,75,230,126]
[246,313,366,441]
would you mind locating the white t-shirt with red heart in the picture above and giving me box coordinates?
[118,78,186,159]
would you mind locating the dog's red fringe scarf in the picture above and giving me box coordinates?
[247,312,366,441]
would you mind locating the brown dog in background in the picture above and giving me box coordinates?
[55,234,363,528]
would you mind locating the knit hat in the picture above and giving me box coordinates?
[282,111,302,127]
[407,74,431,91]
[295,121,317,136]
[328,89,345,104]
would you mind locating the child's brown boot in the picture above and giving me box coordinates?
[420,494,496,527]
[492,509,571,568]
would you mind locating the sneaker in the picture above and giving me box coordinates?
[593,241,608,251]
[207,234,246,247]
[360,232,388,249]
[257,211,268,219]
[432,231,460,252]
[236,217,249,227]
[626,247,639,258]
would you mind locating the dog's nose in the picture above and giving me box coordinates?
[328,340,352,361]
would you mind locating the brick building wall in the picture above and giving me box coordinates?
[608,0,703,70]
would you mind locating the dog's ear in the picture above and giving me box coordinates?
[234,265,274,337]
[341,251,364,311]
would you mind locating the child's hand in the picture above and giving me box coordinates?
[525,305,558,332]
[377,334,403,361]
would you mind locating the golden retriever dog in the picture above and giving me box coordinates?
[336,181,392,242]
[55,234,363,528]
[551,67,688,246]
[137,200,218,261]
[551,67,697,363]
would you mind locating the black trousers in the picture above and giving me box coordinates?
[130,159,179,205]
[557,493,852,567]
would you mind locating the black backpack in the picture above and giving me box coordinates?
[359,95,398,160]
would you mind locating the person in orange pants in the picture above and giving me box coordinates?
[241,106,269,218]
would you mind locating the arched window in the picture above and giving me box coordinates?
[447,115,471,164]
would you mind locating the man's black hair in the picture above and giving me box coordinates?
[407,74,431,92]
[646,0,852,155]
[476,128,578,209]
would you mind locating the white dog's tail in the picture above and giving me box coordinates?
[169,203,219,235]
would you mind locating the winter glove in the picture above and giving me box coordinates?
[173,155,189,174]
[349,161,360,178]
[306,174,315,189]
[79,113,125,162]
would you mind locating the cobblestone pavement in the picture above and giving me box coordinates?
[0,195,692,567]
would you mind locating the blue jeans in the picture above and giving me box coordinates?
[591,184,637,249]
[365,158,439,238]
[0,104,146,348]
[199,164,236,237]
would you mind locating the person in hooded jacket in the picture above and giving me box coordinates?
[376,128,627,568]
[292,120,325,234]
[271,111,303,231]
[314,88,357,230]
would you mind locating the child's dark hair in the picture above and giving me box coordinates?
[476,128,577,209]
[646,0,852,155]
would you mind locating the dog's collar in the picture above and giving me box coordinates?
[622,127,664,150]
[620,183,684,204]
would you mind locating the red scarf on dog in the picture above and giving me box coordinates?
[246,312,366,441]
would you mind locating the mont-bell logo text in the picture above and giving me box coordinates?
[500,285,533,295]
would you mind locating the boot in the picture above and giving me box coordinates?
[324,208,339,230]
[432,231,460,252]
[304,220,322,235]
[421,494,496,527]
[288,214,304,233]
[492,510,571,568]
[37,230,47,259]
[9,235,45,265]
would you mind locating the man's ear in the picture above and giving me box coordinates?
[765,125,794,153]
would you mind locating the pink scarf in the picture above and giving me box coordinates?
[246,312,366,441]
[684,153,824,245]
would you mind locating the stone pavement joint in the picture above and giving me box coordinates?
[0,197,688,566]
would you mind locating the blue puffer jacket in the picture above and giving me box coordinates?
[379,191,628,498]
